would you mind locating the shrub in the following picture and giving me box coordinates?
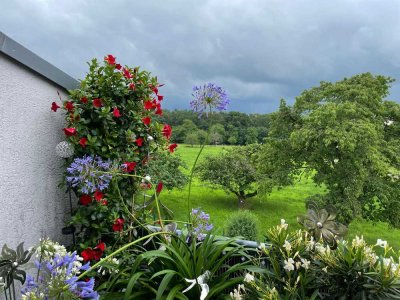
[226,210,259,241]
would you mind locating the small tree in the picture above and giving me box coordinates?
[197,145,260,208]
[184,132,199,147]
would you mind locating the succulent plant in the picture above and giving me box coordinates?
[297,202,348,249]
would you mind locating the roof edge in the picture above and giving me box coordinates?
[0,31,79,91]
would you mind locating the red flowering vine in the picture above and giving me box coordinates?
[112,218,124,232]
[51,102,60,112]
[162,124,172,139]
[113,107,121,118]
[93,98,103,108]
[79,137,88,147]
[63,127,77,136]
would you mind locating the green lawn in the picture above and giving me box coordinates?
[161,144,400,249]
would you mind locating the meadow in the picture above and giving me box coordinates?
[161,144,400,249]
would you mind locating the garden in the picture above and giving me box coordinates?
[1,55,400,299]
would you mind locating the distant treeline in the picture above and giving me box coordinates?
[158,110,271,145]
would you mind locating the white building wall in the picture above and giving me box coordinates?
[0,53,71,249]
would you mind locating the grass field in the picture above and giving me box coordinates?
[160,144,400,249]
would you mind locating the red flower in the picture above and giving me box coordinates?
[79,137,88,147]
[144,100,154,110]
[156,182,163,193]
[129,83,135,90]
[115,63,122,70]
[96,242,106,252]
[104,54,116,65]
[123,67,133,79]
[80,97,88,104]
[155,107,163,115]
[64,101,74,112]
[124,161,136,173]
[79,194,92,206]
[81,248,94,261]
[112,218,124,232]
[162,124,172,139]
[135,137,144,146]
[157,95,164,101]
[92,248,103,261]
[169,143,178,153]
[94,190,104,201]
[142,117,151,126]
[93,98,103,108]
[63,127,77,136]
[101,199,108,206]
[113,107,121,118]
[51,102,60,112]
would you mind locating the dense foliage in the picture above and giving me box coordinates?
[258,73,400,225]
[158,110,270,145]
[196,144,260,207]
[226,210,259,241]
[52,55,186,255]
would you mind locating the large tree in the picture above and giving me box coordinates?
[258,73,400,225]
[197,145,260,208]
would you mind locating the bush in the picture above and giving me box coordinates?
[226,210,259,241]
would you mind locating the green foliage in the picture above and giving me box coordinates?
[145,151,188,190]
[184,132,199,147]
[159,110,270,145]
[246,221,400,299]
[196,144,260,207]
[99,234,262,299]
[226,210,259,241]
[258,73,400,226]
[58,57,175,251]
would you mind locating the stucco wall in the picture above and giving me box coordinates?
[0,53,72,249]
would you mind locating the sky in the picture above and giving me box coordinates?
[1,0,400,113]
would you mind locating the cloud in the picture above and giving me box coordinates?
[2,0,400,113]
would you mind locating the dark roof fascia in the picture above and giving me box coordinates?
[0,31,79,91]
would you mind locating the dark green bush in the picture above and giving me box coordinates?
[226,210,259,241]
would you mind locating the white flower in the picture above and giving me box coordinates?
[244,273,254,283]
[55,141,74,158]
[284,258,295,272]
[384,119,394,126]
[144,175,151,182]
[322,266,328,273]
[301,258,310,270]
[283,240,292,252]
[376,239,387,248]
[258,243,266,250]
[333,158,339,164]
[280,219,288,230]
[147,135,154,142]
[352,236,366,248]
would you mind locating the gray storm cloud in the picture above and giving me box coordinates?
[1,0,400,112]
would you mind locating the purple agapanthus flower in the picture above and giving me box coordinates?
[22,251,99,299]
[190,83,230,117]
[66,155,112,194]
[191,208,213,241]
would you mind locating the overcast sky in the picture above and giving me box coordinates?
[1,0,400,113]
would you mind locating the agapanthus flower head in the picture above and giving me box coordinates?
[191,208,213,241]
[55,141,74,158]
[190,83,230,117]
[22,245,98,300]
[66,155,112,194]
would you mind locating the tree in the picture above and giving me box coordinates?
[197,145,260,208]
[184,132,200,147]
[258,73,400,225]
[245,127,258,145]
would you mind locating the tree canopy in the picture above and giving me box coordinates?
[258,73,400,225]
[197,145,260,208]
